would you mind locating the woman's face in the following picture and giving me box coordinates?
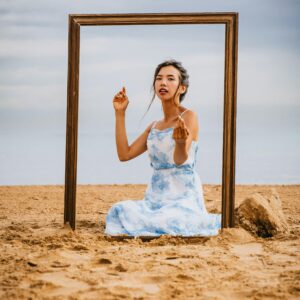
[154,65,186,102]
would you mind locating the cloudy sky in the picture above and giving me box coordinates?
[0,0,299,185]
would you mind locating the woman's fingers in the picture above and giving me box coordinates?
[184,128,189,137]
[173,126,189,141]
[119,87,126,99]
[122,87,128,99]
[112,87,129,112]
[114,87,128,103]
[173,117,186,139]
[113,95,122,102]
[181,127,186,138]
[173,128,179,140]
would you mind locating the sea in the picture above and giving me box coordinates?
[0,104,299,185]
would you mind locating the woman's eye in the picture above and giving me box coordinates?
[155,77,175,81]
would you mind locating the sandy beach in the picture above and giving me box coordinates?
[0,184,299,299]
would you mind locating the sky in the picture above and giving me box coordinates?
[0,0,299,185]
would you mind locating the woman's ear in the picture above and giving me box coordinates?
[180,85,187,94]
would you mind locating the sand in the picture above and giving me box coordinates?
[0,184,299,299]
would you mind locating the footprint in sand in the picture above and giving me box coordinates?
[98,258,112,264]
[114,263,127,272]
[176,274,196,281]
[72,244,89,251]
[28,261,38,267]
[37,272,90,297]
[77,220,97,228]
[51,261,71,268]
[31,223,40,229]
[142,275,166,284]
[108,276,161,295]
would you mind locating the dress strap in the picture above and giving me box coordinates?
[179,109,189,117]
[151,121,158,129]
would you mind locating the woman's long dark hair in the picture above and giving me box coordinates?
[141,59,190,120]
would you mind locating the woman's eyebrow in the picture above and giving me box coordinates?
[156,74,176,77]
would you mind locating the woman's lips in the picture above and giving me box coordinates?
[159,88,168,94]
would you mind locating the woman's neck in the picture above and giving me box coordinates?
[161,101,183,122]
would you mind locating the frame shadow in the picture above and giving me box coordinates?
[64,12,239,235]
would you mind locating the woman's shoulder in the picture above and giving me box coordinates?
[180,107,198,120]
[180,108,199,130]
[145,120,157,133]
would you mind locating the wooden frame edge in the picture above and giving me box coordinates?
[64,12,239,232]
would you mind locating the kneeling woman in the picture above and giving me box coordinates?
[105,59,221,237]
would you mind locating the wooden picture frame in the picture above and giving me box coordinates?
[64,12,239,232]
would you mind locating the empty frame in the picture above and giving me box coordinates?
[64,12,238,231]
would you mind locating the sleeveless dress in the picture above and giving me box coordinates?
[104,110,222,237]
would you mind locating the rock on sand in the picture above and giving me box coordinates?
[235,188,289,237]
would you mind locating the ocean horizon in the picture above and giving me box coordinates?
[1,112,299,186]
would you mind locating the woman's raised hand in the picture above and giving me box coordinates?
[113,87,129,112]
[172,115,189,144]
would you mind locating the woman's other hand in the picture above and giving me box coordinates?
[113,87,129,112]
[172,115,189,144]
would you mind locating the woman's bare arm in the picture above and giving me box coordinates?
[113,87,154,161]
[115,111,153,161]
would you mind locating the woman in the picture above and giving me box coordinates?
[105,59,221,236]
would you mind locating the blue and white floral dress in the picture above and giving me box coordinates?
[105,111,221,237]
